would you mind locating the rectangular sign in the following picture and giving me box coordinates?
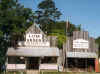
[73,39,89,49]
[16,64,26,69]
[39,64,58,70]
[7,64,16,69]
[7,64,26,70]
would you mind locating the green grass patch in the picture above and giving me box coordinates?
[6,71,26,74]
[40,72,97,74]
[40,71,70,74]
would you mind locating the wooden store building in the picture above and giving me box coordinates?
[64,31,98,72]
[6,23,60,71]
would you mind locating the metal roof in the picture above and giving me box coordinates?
[66,52,98,58]
[7,47,59,57]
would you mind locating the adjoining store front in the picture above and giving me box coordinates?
[65,52,98,72]
[66,58,95,72]
[64,31,99,72]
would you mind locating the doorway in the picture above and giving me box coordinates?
[27,57,40,70]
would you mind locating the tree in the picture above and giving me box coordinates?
[35,0,61,34]
[76,24,81,31]
[0,0,33,72]
[0,0,34,45]
[0,37,8,72]
[95,37,100,57]
[66,22,82,36]
[48,21,82,49]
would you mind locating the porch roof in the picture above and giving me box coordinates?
[66,52,98,58]
[7,47,59,57]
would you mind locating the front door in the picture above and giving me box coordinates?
[27,57,40,70]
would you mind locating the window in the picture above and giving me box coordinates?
[8,56,25,64]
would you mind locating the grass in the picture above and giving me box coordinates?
[40,72,67,74]
[40,72,98,74]
[2,71,98,74]
[6,71,26,74]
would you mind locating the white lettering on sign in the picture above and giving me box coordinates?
[39,64,58,70]
[73,39,89,49]
[18,33,50,47]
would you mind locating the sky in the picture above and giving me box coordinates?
[19,0,100,38]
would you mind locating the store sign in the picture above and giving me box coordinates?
[7,64,26,69]
[16,64,26,69]
[39,64,58,70]
[7,64,16,69]
[73,39,89,49]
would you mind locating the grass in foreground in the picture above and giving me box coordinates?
[40,71,97,74]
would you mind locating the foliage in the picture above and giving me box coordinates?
[0,0,33,72]
[51,21,81,36]
[0,37,9,72]
[0,0,33,35]
[48,21,66,49]
[49,33,66,49]
[66,21,82,36]
[95,37,100,56]
[57,35,66,49]
[50,21,66,35]
[76,24,81,31]
[48,21,81,49]
[35,0,62,33]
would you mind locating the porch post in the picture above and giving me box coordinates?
[5,57,8,73]
[39,57,41,71]
[25,57,27,70]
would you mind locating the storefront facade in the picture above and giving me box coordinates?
[64,31,98,72]
[6,23,60,71]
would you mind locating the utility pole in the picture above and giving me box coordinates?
[66,16,71,34]
[64,16,71,71]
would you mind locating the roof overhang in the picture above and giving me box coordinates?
[7,47,59,57]
[66,52,98,58]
